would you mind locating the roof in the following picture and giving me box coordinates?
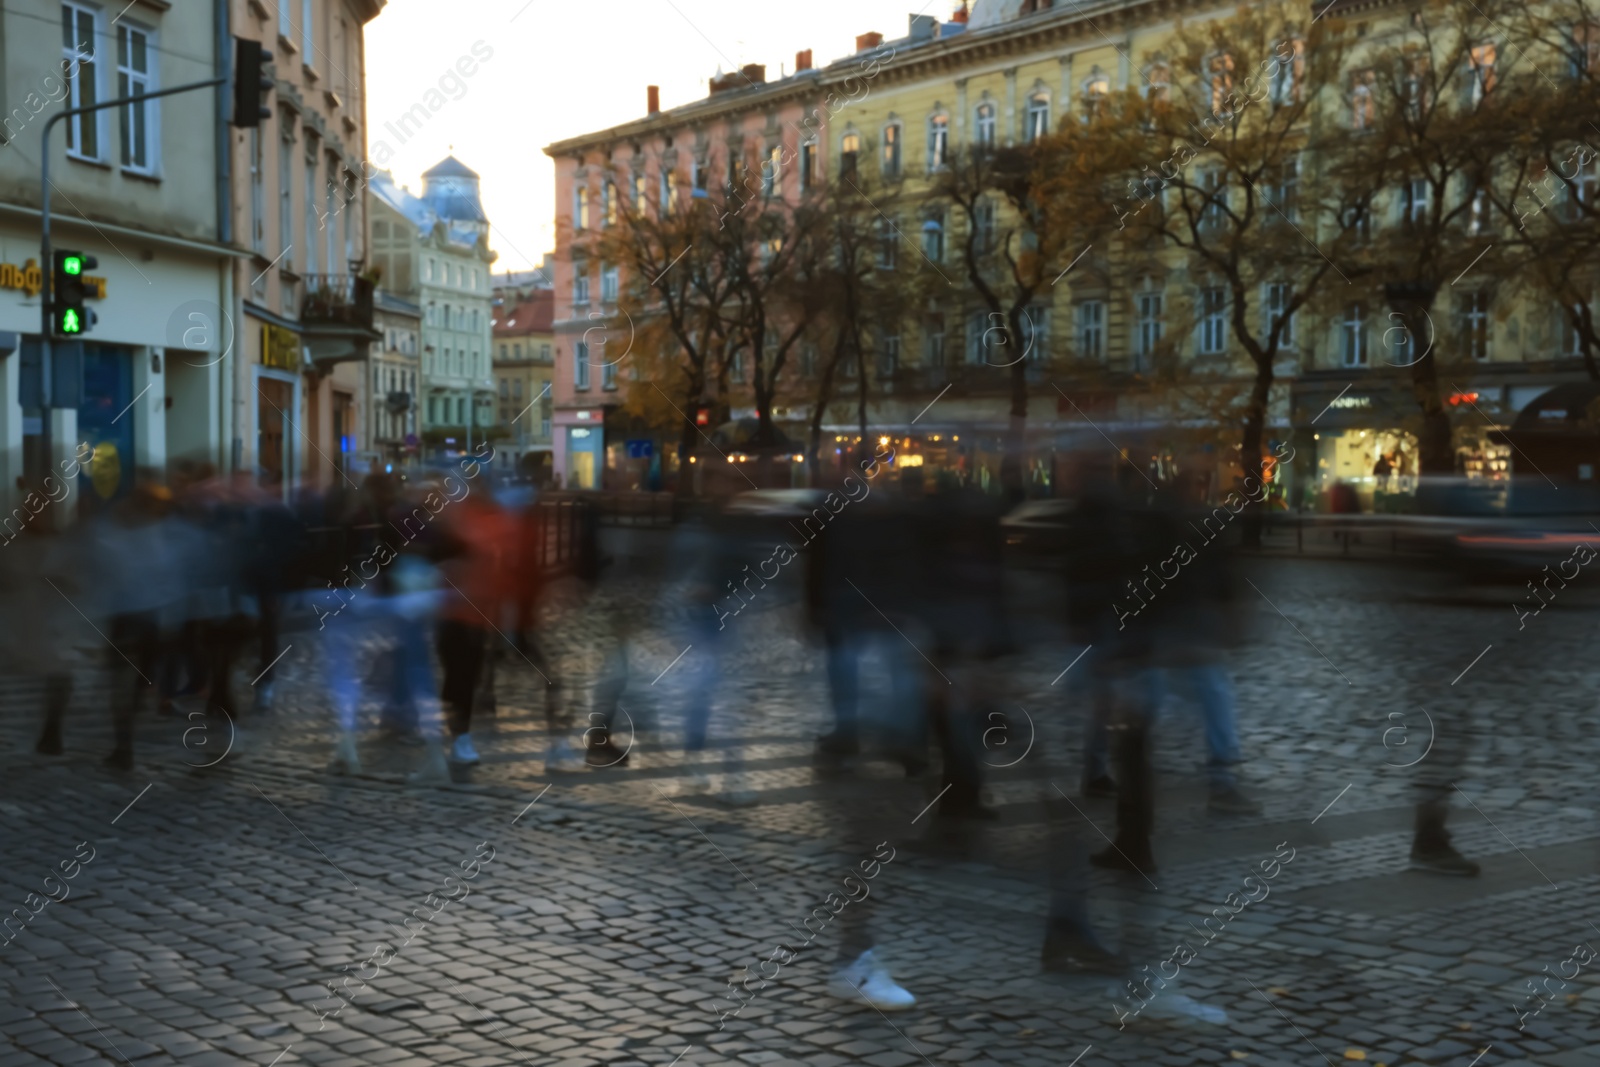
[370,171,486,254]
[421,155,480,180]
[492,290,554,336]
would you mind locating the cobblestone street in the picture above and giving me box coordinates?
[3,556,1599,1067]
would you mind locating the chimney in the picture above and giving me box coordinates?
[909,13,937,40]
[856,31,883,53]
[795,48,813,72]
[951,1,969,23]
[740,62,766,84]
[647,85,660,115]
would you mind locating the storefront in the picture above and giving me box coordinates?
[0,221,232,520]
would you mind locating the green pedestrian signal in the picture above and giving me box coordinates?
[50,249,97,338]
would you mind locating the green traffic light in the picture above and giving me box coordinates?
[63,256,82,275]
[60,308,81,333]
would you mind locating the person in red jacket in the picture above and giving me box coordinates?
[434,487,517,765]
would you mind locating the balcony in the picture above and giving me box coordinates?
[300,274,381,366]
[385,391,412,414]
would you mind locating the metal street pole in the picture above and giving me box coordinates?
[38,76,225,493]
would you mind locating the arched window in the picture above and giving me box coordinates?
[881,122,903,176]
[1025,92,1051,141]
[975,101,996,147]
[1081,68,1110,120]
[927,114,949,169]
[841,131,860,177]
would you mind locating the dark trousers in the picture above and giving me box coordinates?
[437,620,488,737]
[109,613,162,753]
[204,616,250,721]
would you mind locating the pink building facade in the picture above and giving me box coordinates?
[546,65,834,489]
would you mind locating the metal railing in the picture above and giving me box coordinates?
[301,274,376,329]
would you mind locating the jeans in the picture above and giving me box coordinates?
[1084,660,1241,791]
[825,627,928,752]
[322,597,442,740]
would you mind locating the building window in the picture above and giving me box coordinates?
[1209,53,1236,114]
[763,145,781,197]
[926,115,948,171]
[1025,93,1050,140]
[876,217,898,269]
[602,362,616,390]
[1145,62,1171,105]
[921,212,945,262]
[601,264,619,302]
[966,311,990,364]
[876,334,900,378]
[1076,301,1105,360]
[301,0,313,58]
[249,129,265,253]
[1264,282,1294,347]
[1402,177,1430,225]
[1341,303,1368,367]
[975,102,996,148]
[304,139,319,274]
[1081,71,1109,121]
[1568,154,1599,220]
[278,117,294,259]
[575,341,590,389]
[116,24,155,172]
[1134,287,1163,370]
[1268,158,1299,222]
[799,344,817,377]
[62,2,102,159]
[1569,21,1600,79]
[882,122,903,177]
[1199,286,1227,354]
[925,316,946,367]
[841,132,860,178]
[603,181,617,226]
[1201,170,1228,233]
[692,156,708,195]
[973,198,996,253]
[1270,40,1305,104]
[573,265,590,306]
[499,378,509,399]
[1351,71,1376,130]
[630,171,645,210]
[1461,290,1490,360]
[574,185,589,230]
[1023,305,1050,361]
[1468,42,1497,105]
[799,140,816,192]
[278,0,291,38]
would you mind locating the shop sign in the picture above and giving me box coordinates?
[1329,395,1371,409]
[260,324,300,370]
[575,410,593,420]
[0,259,107,299]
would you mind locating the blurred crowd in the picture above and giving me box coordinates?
[1,450,1482,1024]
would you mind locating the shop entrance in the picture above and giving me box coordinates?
[77,346,134,511]
[257,374,295,492]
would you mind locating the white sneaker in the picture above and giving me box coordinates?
[545,738,586,773]
[451,733,481,765]
[328,732,361,775]
[1141,991,1228,1025]
[827,949,916,1011]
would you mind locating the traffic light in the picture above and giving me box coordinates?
[232,37,273,128]
[50,250,97,338]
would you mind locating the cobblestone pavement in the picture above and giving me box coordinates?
[3,556,1599,1067]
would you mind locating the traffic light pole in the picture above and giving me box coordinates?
[37,76,224,492]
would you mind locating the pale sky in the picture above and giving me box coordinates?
[364,0,960,273]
